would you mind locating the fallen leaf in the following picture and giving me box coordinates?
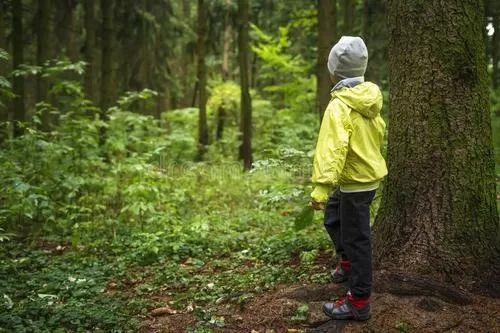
[151,306,177,316]
[107,282,118,290]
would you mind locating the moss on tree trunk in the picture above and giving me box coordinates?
[374,0,499,284]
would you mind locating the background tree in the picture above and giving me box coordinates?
[84,0,97,103]
[36,0,51,130]
[238,0,252,170]
[11,0,24,137]
[489,0,499,89]
[100,0,114,144]
[343,0,355,34]
[222,0,234,81]
[55,0,78,62]
[374,0,499,284]
[317,0,337,121]
[363,0,387,84]
[0,0,7,140]
[196,0,209,160]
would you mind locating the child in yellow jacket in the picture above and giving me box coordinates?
[310,36,387,321]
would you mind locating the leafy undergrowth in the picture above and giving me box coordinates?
[1,72,498,332]
[139,258,500,333]
[0,152,332,332]
[0,211,330,332]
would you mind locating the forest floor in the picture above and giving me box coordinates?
[139,252,500,333]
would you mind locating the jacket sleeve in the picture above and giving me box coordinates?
[311,101,352,203]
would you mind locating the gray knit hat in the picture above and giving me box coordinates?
[327,36,368,78]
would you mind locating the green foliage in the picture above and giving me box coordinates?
[11,59,86,78]
[490,87,500,116]
[0,49,14,107]
[207,80,240,116]
[251,24,316,115]
[291,303,309,322]
[162,107,198,161]
[0,61,330,330]
[294,205,315,231]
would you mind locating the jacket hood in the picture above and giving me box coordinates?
[332,82,382,118]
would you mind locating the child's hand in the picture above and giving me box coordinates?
[310,200,325,211]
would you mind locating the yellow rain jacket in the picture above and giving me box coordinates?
[311,82,387,203]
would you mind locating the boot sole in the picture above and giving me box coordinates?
[330,275,349,284]
[323,308,371,321]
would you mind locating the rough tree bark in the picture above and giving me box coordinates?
[317,0,337,121]
[37,0,51,130]
[12,0,24,137]
[238,0,252,170]
[374,0,499,286]
[100,0,114,144]
[196,0,209,160]
[84,0,97,103]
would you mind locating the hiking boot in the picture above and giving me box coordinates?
[330,259,351,283]
[323,291,371,321]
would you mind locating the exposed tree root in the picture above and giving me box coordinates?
[305,320,347,333]
[374,270,473,305]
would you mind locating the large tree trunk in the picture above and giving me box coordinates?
[237,0,252,170]
[12,0,24,138]
[37,0,51,130]
[100,0,114,144]
[374,0,499,285]
[343,0,355,34]
[196,0,209,160]
[363,0,387,84]
[317,0,337,121]
[84,0,97,103]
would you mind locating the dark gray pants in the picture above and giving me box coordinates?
[324,188,375,298]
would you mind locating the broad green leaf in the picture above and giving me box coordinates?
[294,205,315,231]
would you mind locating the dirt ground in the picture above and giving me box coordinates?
[140,280,500,333]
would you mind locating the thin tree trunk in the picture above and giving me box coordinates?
[238,0,252,170]
[63,0,78,62]
[84,0,97,103]
[215,106,226,141]
[0,0,7,142]
[343,0,354,34]
[222,0,233,81]
[100,0,114,145]
[196,0,209,160]
[374,0,499,284]
[37,0,51,130]
[181,0,193,107]
[492,5,499,89]
[216,0,233,142]
[317,0,337,122]
[12,0,24,137]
